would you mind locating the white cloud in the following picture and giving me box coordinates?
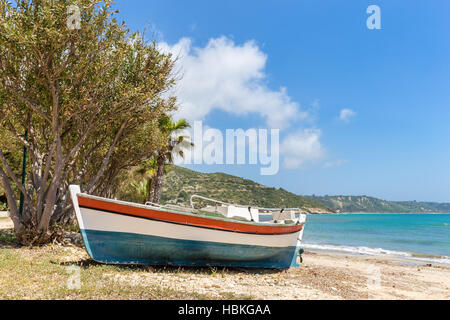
[339,108,356,122]
[158,36,331,170]
[281,129,325,169]
[158,37,307,129]
[324,159,348,168]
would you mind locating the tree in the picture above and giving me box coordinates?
[148,116,193,204]
[130,179,150,205]
[132,157,157,204]
[0,0,177,244]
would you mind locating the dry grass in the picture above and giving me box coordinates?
[0,229,258,300]
[1,228,449,300]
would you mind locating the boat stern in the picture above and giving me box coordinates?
[290,213,307,267]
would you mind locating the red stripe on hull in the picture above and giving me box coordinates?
[77,196,303,235]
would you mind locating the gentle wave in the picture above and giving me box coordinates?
[302,243,450,265]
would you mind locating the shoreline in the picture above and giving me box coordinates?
[2,216,448,265]
[304,248,450,268]
[302,244,450,266]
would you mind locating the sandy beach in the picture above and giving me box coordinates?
[0,217,449,300]
[0,214,13,229]
[130,250,450,300]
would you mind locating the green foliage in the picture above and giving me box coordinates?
[209,267,218,277]
[115,166,151,204]
[308,195,450,213]
[0,0,177,243]
[116,166,450,214]
[0,229,15,246]
[158,116,193,164]
[130,179,150,204]
[135,166,331,212]
[147,116,193,203]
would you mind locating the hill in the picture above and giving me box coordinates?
[4,165,447,214]
[307,195,450,213]
[160,166,333,213]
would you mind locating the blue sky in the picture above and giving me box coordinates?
[114,0,450,202]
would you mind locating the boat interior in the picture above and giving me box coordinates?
[145,194,306,225]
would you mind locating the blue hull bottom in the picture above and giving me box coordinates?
[81,229,301,269]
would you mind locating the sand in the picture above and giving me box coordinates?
[141,251,450,300]
[0,216,449,300]
[0,215,13,229]
[295,251,450,299]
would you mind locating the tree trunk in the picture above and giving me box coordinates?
[0,167,25,235]
[149,153,166,204]
[147,178,154,204]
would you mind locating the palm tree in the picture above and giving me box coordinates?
[130,179,150,204]
[148,116,193,203]
[132,157,157,203]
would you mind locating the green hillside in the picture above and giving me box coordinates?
[307,195,450,213]
[3,164,448,214]
[392,201,450,213]
[160,166,333,213]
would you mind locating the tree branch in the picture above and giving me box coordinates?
[6,86,52,124]
[0,166,24,232]
[0,147,33,206]
[85,120,128,193]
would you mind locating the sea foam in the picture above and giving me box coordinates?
[302,243,450,265]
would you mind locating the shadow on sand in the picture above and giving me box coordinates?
[1,227,286,275]
[57,258,286,275]
[0,229,20,249]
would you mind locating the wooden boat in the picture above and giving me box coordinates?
[69,185,306,269]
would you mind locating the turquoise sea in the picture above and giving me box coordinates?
[260,214,450,264]
[301,214,450,264]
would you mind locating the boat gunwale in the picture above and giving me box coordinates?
[76,193,304,235]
